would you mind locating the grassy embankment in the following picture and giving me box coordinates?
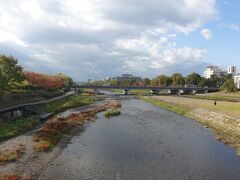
[46,93,94,113]
[186,91,240,102]
[130,89,151,96]
[0,94,94,141]
[34,100,121,152]
[0,89,64,109]
[141,95,240,156]
[0,117,39,140]
[141,97,189,115]
[108,89,122,93]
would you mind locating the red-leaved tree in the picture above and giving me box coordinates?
[24,72,64,90]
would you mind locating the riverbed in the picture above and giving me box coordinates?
[39,99,240,180]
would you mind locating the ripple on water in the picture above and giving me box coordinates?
[39,99,240,180]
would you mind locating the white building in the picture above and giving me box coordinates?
[203,66,226,79]
[113,74,142,82]
[227,66,237,76]
[234,75,240,89]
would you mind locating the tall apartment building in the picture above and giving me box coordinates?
[234,75,240,89]
[203,65,226,79]
[227,66,237,75]
[226,66,240,89]
[203,65,240,88]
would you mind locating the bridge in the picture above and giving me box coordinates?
[72,85,219,95]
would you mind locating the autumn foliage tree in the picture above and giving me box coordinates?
[24,72,65,90]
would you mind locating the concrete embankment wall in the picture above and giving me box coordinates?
[0,91,70,121]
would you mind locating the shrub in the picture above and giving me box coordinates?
[104,109,121,118]
[220,79,236,92]
[0,144,25,163]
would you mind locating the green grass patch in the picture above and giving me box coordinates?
[0,117,39,140]
[78,88,95,94]
[0,89,64,109]
[108,89,123,93]
[0,96,45,109]
[190,95,238,102]
[46,94,95,113]
[130,89,151,96]
[189,91,240,102]
[140,96,189,115]
[104,109,121,118]
[0,94,94,142]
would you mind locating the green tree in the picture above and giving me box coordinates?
[211,73,232,88]
[109,79,118,86]
[198,78,216,87]
[92,80,105,86]
[55,73,74,87]
[0,66,8,93]
[0,55,24,93]
[120,80,133,86]
[142,78,151,86]
[150,78,159,86]
[150,75,172,86]
[171,73,185,87]
[185,73,202,86]
[220,79,236,92]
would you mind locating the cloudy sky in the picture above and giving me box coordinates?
[0,0,239,81]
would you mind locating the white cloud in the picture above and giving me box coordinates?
[224,24,240,31]
[21,0,43,20]
[0,0,218,80]
[117,34,207,72]
[200,29,213,39]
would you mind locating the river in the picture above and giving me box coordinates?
[39,99,240,180]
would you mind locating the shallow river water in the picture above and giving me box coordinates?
[39,99,240,180]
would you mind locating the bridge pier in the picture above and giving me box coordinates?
[191,90,197,94]
[181,89,197,95]
[168,89,182,95]
[123,89,129,95]
[177,89,184,96]
[195,89,208,94]
[93,89,98,94]
[167,89,172,94]
[151,89,160,95]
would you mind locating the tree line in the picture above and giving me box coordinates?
[91,72,236,92]
[0,55,73,94]
[1,54,236,94]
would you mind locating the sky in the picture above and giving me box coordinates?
[0,0,239,81]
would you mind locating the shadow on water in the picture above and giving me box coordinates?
[39,99,240,180]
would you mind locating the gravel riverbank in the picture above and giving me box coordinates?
[0,100,120,179]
